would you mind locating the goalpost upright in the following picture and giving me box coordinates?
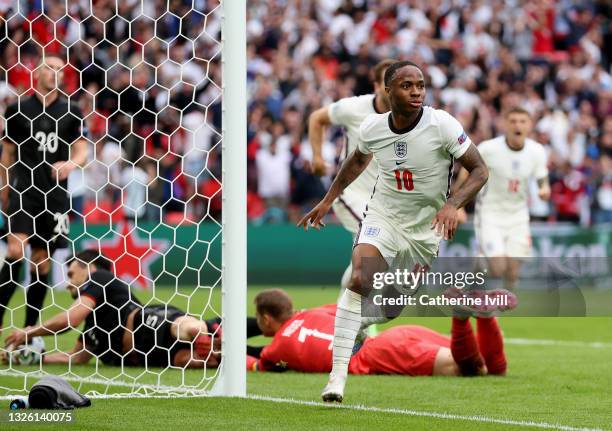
[214,0,247,397]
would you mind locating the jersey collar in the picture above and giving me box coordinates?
[388,107,424,135]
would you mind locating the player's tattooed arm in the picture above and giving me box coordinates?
[432,144,488,240]
[448,144,488,209]
[308,107,333,176]
[537,176,551,200]
[298,149,372,230]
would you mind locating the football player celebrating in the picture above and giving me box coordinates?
[470,107,550,290]
[299,61,490,402]
[4,250,219,369]
[0,53,88,329]
[247,289,506,378]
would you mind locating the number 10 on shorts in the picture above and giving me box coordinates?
[394,169,414,191]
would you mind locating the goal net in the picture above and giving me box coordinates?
[0,0,245,398]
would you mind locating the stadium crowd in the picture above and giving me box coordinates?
[0,0,611,225]
[0,0,223,224]
[246,0,612,225]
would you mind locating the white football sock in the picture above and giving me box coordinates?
[339,264,352,295]
[331,289,362,377]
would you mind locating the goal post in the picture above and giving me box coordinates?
[214,0,247,397]
[0,0,247,399]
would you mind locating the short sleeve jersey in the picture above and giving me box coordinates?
[257,305,337,373]
[475,136,548,224]
[357,107,471,229]
[3,95,86,211]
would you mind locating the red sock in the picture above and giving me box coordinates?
[451,317,485,376]
[476,317,507,375]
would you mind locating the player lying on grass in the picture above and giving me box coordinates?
[246,289,507,377]
[3,250,219,368]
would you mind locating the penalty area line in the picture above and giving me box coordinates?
[247,394,605,431]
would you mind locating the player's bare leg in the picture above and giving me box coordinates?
[0,233,28,331]
[486,256,507,279]
[322,243,387,403]
[25,248,51,327]
[504,257,522,291]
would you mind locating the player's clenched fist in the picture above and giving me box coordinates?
[311,155,327,176]
[431,203,459,240]
[297,200,331,231]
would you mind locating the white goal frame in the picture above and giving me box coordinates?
[213,0,247,397]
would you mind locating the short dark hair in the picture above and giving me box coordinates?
[254,289,293,321]
[67,249,113,272]
[373,59,397,84]
[383,60,422,86]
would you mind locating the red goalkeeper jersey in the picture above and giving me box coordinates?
[255,305,337,372]
[251,304,450,376]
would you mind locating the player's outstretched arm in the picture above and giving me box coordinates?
[308,107,332,176]
[43,340,92,365]
[432,144,488,240]
[297,148,372,230]
[4,296,95,347]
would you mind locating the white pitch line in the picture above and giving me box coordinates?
[0,391,604,431]
[505,338,612,349]
[246,394,607,431]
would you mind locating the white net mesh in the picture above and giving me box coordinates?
[0,0,224,398]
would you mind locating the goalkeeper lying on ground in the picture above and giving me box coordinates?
[3,250,219,368]
[247,289,507,376]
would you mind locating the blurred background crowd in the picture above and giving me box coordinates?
[246,0,612,225]
[0,0,223,224]
[0,0,611,226]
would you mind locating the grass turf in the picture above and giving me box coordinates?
[0,286,611,430]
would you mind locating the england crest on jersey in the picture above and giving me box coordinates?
[394,141,407,158]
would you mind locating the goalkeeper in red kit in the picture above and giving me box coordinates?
[246,289,507,377]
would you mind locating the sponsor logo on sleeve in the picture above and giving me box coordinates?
[458,132,467,145]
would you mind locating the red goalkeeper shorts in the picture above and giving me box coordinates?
[349,325,450,376]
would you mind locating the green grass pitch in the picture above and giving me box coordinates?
[0,286,611,431]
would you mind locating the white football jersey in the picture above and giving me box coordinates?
[328,94,382,205]
[475,136,548,224]
[357,106,471,229]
